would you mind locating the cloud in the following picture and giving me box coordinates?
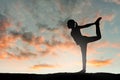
[1,23,119,61]
[40,41,77,57]
[10,30,45,46]
[95,12,115,22]
[104,0,120,5]
[85,41,109,55]
[112,27,119,34]
[0,29,45,60]
[0,33,40,60]
[117,53,120,57]
[102,14,115,22]
[0,35,16,50]
[0,14,11,31]
[0,14,13,36]
[89,41,110,49]
[0,0,117,61]
[22,32,34,43]
[57,0,77,12]
[0,52,8,59]
[86,40,120,55]
[0,14,14,54]
[0,36,41,60]
[31,64,56,70]
[88,59,113,67]
[0,46,37,60]
[0,0,95,59]
[15,47,37,59]
[8,25,75,58]
[8,52,37,60]
[36,25,120,57]
[37,27,79,56]
[10,30,22,38]
[95,41,120,49]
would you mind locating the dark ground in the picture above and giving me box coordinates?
[0,72,120,80]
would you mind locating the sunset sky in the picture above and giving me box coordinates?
[0,0,120,74]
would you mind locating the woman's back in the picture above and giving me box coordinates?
[71,27,82,45]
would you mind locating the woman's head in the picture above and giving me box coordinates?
[67,19,77,29]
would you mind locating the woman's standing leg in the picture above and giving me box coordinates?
[80,43,87,73]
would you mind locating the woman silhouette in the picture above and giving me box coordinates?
[67,17,102,73]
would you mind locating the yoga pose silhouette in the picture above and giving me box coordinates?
[67,17,102,73]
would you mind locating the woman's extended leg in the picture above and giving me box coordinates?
[95,17,101,39]
[86,17,102,43]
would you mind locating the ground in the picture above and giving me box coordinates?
[0,72,120,80]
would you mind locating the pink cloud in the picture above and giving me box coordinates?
[102,14,115,22]
[77,12,115,26]
[95,11,115,22]
[88,59,113,67]
[104,0,120,5]
[87,41,120,55]
[96,41,120,49]
[117,53,120,57]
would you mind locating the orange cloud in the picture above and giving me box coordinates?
[0,34,20,60]
[88,59,113,67]
[31,36,45,50]
[0,52,8,59]
[0,35,16,50]
[31,64,56,70]
[0,35,38,60]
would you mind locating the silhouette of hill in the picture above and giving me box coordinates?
[0,72,120,80]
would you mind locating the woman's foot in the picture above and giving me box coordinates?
[80,69,86,73]
[95,17,102,25]
[77,69,86,73]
